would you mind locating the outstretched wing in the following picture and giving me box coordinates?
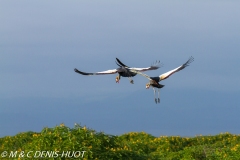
[159,56,194,81]
[74,68,118,75]
[130,60,162,71]
[116,58,162,71]
[116,58,129,68]
[130,69,152,81]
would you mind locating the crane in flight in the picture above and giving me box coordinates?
[74,58,161,84]
[130,57,194,103]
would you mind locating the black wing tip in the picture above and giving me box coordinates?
[190,56,194,60]
[74,68,92,75]
[116,58,128,68]
[183,56,194,67]
[187,56,194,64]
[74,68,79,73]
[151,60,163,69]
[115,58,123,67]
[115,60,122,67]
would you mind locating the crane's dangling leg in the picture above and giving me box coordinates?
[153,88,157,104]
[126,70,134,84]
[158,89,160,103]
[128,77,134,84]
[116,74,121,83]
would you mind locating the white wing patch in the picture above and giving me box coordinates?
[159,66,181,80]
[96,69,118,74]
[130,67,157,72]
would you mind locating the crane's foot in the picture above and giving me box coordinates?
[130,80,134,84]
[158,98,160,103]
[155,98,157,104]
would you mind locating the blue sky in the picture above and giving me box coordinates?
[1,1,240,137]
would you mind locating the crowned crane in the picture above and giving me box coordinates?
[130,57,194,103]
[74,58,161,84]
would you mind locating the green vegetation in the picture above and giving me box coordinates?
[1,124,240,159]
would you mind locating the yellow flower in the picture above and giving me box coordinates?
[33,134,38,137]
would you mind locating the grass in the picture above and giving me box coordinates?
[0,124,240,159]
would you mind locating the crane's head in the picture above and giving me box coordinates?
[116,75,120,83]
[146,83,150,89]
